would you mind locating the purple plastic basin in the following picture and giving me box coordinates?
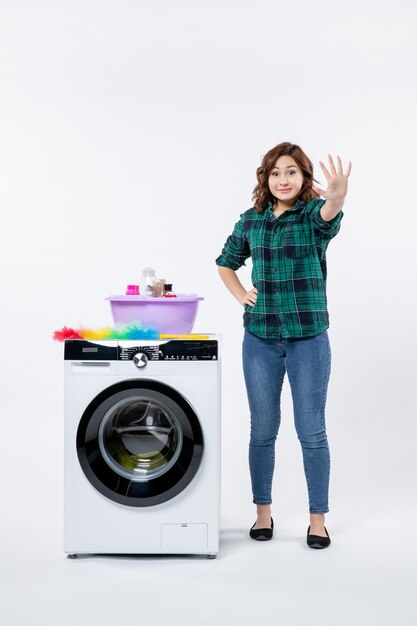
[107,294,204,334]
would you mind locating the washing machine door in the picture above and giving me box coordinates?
[76,380,203,507]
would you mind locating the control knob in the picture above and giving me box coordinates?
[133,352,148,368]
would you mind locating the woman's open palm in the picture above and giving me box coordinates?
[312,154,352,202]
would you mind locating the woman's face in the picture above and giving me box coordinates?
[268,156,304,205]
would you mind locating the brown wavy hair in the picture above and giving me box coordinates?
[252,141,321,214]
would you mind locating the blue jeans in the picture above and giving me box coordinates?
[242,329,331,514]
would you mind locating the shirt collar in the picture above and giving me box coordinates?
[265,198,305,217]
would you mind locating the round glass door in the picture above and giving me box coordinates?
[98,396,183,481]
[77,380,203,507]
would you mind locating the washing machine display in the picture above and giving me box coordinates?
[77,379,203,507]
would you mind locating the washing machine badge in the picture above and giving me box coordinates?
[133,352,148,368]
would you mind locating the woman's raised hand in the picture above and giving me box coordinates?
[240,287,258,307]
[312,154,352,202]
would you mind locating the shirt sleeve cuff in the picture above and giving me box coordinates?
[215,254,245,271]
[313,200,343,237]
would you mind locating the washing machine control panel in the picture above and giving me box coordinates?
[65,340,218,361]
[119,340,218,361]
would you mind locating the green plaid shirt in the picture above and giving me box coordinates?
[215,197,343,339]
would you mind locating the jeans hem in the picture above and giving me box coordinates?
[253,500,272,505]
[310,509,329,514]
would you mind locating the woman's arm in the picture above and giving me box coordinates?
[217,266,258,306]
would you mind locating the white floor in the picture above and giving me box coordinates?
[1,511,415,626]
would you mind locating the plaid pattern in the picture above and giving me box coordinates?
[215,197,343,339]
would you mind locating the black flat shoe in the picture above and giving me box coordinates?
[306,525,331,549]
[249,517,274,541]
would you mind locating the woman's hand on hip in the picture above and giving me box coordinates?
[239,287,258,307]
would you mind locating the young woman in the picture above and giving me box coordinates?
[216,142,351,549]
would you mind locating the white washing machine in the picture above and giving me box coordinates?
[64,336,221,558]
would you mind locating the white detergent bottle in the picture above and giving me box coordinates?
[138,267,158,296]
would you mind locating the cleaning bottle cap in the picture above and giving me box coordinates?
[126,284,139,295]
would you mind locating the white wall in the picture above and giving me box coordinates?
[1,0,416,531]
